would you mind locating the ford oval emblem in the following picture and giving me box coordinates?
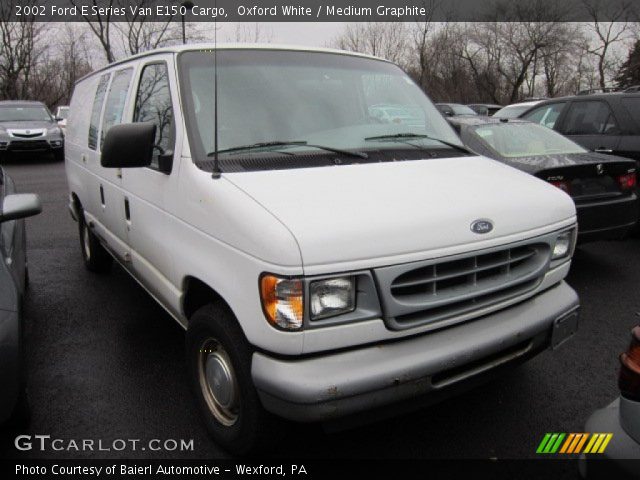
[471,219,494,234]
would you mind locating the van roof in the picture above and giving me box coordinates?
[76,43,393,84]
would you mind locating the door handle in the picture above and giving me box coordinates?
[99,185,105,206]
[124,198,130,222]
[594,148,613,153]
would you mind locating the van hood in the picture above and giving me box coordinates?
[225,156,576,268]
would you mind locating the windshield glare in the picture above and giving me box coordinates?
[0,106,52,122]
[178,50,462,163]
[473,123,586,158]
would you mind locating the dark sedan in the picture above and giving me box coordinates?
[448,116,638,242]
[0,167,41,426]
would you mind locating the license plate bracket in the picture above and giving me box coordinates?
[551,310,579,350]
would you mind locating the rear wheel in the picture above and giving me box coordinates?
[79,213,112,273]
[186,303,283,455]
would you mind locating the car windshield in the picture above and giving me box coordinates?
[0,105,51,122]
[493,104,532,119]
[178,49,462,168]
[472,122,586,158]
[450,104,477,115]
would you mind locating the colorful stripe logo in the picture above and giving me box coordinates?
[536,433,613,454]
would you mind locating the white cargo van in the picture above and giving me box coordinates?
[65,44,579,454]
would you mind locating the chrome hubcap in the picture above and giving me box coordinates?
[198,338,239,426]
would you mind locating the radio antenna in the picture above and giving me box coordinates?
[211,0,221,179]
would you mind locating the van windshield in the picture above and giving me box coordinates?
[178,49,464,171]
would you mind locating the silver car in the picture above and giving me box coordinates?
[0,101,64,162]
[0,167,41,426]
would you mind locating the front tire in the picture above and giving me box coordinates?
[186,304,282,455]
[53,149,64,162]
[79,214,112,273]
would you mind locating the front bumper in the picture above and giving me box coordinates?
[580,398,640,479]
[0,138,63,153]
[576,194,638,242]
[252,280,579,422]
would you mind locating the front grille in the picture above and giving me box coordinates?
[9,140,49,151]
[375,241,551,331]
[13,132,43,138]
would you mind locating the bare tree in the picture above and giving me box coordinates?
[332,23,409,64]
[460,0,573,103]
[115,0,184,56]
[69,0,117,63]
[0,1,44,100]
[232,23,273,43]
[582,0,635,89]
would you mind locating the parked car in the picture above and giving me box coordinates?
[580,325,640,478]
[435,103,478,117]
[468,103,503,116]
[448,117,638,242]
[0,101,64,162]
[55,106,70,136]
[368,103,425,126]
[518,92,640,163]
[0,167,42,426]
[65,44,580,454]
[493,100,543,119]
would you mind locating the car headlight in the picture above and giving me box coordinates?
[552,228,576,260]
[260,275,303,330]
[310,276,355,320]
[48,126,61,136]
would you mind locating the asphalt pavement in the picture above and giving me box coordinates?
[0,156,637,465]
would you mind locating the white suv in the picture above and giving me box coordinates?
[65,44,580,454]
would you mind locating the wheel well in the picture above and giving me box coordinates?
[182,277,227,321]
[71,192,82,219]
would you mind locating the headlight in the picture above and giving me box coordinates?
[552,229,576,260]
[310,276,355,320]
[260,275,303,330]
[48,126,61,136]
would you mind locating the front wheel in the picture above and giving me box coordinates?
[79,215,112,273]
[186,304,283,455]
[53,149,64,162]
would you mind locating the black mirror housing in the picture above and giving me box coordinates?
[101,123,156,169]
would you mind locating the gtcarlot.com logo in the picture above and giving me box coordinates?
[536,433,613,455]
[14,435,194,452]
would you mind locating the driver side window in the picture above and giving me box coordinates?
[133,63,175,170]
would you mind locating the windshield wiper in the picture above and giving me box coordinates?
[208,141,368,159]
[364,133,470,154]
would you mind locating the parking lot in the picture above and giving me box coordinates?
[1,156,638,462]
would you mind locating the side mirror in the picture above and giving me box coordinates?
[55,117,63,122]
[1,194,42,223]
[101,123,156,169]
